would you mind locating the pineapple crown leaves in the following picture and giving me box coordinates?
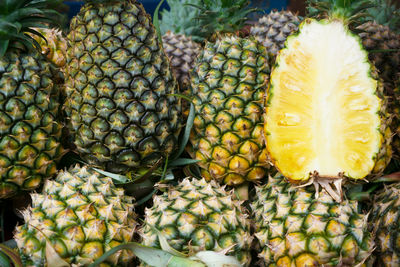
[306,0,376,30]
[160,0,259,42]
[159,0,202,37]
[188,0,259,41]
[0,0,61,56]
[364,0,400,32]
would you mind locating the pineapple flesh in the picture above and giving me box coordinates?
[264,19,391,182]
[65,0,181,173]
[189,35,271,185]
[251,174,374,266]
[141,178,252,266]
[14,165,137,266]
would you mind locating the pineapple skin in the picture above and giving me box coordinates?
[370,182,400,267]
[250,10,300,59]
[141,177,252,266]
[251,174,374,267]
[0,49,64,199]
[189,35,272,186]
[65,0,182,173]
[162,31,201,92]
[14,165,137,266]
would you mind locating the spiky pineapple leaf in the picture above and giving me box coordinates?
[0,244,23,267]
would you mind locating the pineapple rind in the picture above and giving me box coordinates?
[264,18,391,182]
[0,49,64,199]
[65,0,181,173]
[14,165,137,266]
[369,182,400,267]
[251,174,374,266]
[189,35,271,185]
[141,177,252,266]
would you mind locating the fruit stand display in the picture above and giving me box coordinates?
[0,0,399,266]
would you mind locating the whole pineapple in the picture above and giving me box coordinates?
[189,35,271,186]
[0,0,64,199]
[251,174,374,266]
[369,182,400,266]
[250,10,301,59]
[65,0,182,173]
[14,165,137,266]
[141,177,252,266]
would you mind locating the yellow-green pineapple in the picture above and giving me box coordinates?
[189,35,271,185]
[140,177,252,266]
[251,174,374,266]
[0,0,64,198]
[65,0,181,173]
[14,165,137,266]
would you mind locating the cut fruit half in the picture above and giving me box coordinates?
[264,19,391,188]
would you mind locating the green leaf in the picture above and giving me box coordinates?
[0,251,11,267]
[153,0,165,46]
[171,103,195,161]
[168,158,200,167]
[0,244,23,267]
[191,251,242,267]
[87,242,205,267]
[91,167,130,183]
[0,40,9,56]
[146,223,187,258]
[45,240,70,267]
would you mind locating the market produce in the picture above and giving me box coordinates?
[369,182,400,266]
[14,165,137,266]
[141,177,252,266]
[65,0,182,173]
[251,174,374,266]
[264,18,392,199]
[189,35,271,185]
[308,0,400,161]
[0,0,64,199]
[250,10,301,60]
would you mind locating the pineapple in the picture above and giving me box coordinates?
[65,0,182,174]
[369,182,400,266]
[0,0,64,199]
[250,10,301,60]
[14,165,137,266]
[251,174,374,266]
[162,31,201,96]
[140,177,252,266]
[189,35,271,185]
[264,18,392,197]
[29,28,67,69]
[160,0,256,115]
[308,0,400,161]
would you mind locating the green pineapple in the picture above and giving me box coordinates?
[140,177,252,266]
[251,174,374,266]
[14,165,137,266]
[188,35,271,185]
[0,0,64,198]
[65,0,182,173]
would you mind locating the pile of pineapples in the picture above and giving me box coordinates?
[1,0,400,266]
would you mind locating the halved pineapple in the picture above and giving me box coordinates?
[264,19,391,185]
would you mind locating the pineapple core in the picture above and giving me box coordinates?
[265,20,382,181]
